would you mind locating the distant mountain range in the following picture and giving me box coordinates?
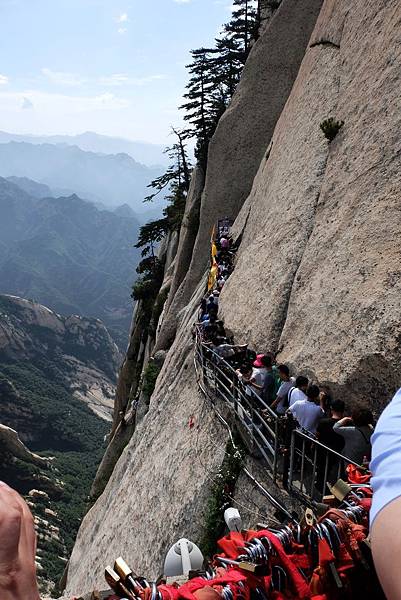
[0,130,168,167]
[0,141,165,213]
[0,177,141,348]
[6,175,53,198]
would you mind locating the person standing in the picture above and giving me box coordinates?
[315,400,346,496]
[287,375,309,407]
[333,406,374,464]
[317,399,346,452]
[287,384,325,435]
[270,364,296,415]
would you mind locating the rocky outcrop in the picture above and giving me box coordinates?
[0,424,49,467]
[221,0,401,412]
[167,0,324,339]
[0,294,119,420]
[91,226,181,498]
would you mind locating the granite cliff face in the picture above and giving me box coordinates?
[221,0,401,411]
[156,0,324,350]
[64,0,400,595]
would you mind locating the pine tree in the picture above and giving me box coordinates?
[144,128,191,203]
[135,129,192,258]
[213,36,243,98]
[223,0,258,61]
[179,48,220,163]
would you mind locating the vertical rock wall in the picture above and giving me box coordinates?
[157,0,324,349]
[221,0,401,410]
[65,279,230,595]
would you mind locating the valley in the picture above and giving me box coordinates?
[0,294,117,592]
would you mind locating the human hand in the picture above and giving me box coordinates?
[0,482,40,600]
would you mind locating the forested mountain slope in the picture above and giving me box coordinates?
[0,294,117,591]
[0,177,140,347]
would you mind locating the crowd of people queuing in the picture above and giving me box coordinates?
[198,225,375,468]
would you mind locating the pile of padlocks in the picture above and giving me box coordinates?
[73,477,384,600]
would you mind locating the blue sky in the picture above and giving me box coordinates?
[0,0,232,144]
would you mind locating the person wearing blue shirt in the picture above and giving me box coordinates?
[371,388,401,599]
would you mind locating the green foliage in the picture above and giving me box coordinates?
[132,257,164,301]
[0,360,108,589]
[320,117,344,142]
[179,1,258,163]
[224,0,258,59]
[0,363,108,452]
[135,219,170,257]
[142,362,162,399]
[199,436,245,558]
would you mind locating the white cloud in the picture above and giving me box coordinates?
[41,68,85,87]
[0,90,130,114]
[21,97,34,110]
[98,73,166,87]
[115,12,129,22]
[117,27,128,35]
[0,74,9,85]
[0,87,179,145]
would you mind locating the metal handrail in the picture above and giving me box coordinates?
[194,324,366,504]
[195,326,281,480]
[288,428,365,504]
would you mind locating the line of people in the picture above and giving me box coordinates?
[198,228,374,469]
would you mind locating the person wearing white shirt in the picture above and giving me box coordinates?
[288,375,309,407]
[287,384,324,435]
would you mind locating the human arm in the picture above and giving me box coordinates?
[334,416,353,427]
[286,402,296,417]
[0,482,40,600]
[371,498,401,600]
[270,396,280,409]
[249,378,263,391]
[333,417,354,435]
[271,383,287,410]
[370,389,401,600]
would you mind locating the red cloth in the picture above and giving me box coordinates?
[346,464,371,485]
[217,529,311,599]
[159,584,181,600]
[177,568,247,600]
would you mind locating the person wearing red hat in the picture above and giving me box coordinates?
[252,354,276,404]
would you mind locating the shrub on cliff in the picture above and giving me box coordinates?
[320,117,344,142]
[142,362,161,399]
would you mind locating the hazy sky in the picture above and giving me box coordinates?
[0,0,232,144]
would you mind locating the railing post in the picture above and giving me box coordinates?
[288,429,295,492]
[272,414,279,482]
[281,417,293,490]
